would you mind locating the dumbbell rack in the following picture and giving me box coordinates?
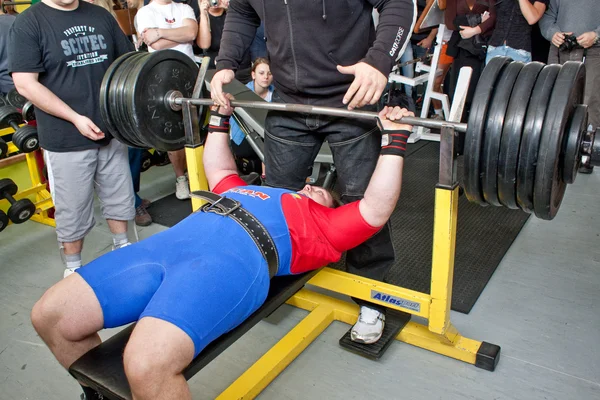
[0,127,55,229]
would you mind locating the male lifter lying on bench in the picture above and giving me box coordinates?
[30,105,413,400]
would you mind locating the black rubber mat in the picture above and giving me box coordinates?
[147,194,192,227]
[383,142,530,313]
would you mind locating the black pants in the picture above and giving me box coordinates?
[449,47,485,122]
[264,92,395,309]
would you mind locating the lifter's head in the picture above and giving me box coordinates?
[297,185,336,208]
[43,0,79,9]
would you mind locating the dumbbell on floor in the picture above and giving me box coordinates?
[0,209,8,232]
[0,178,36,224]
[0,105,39,153]
[0,137,8,159]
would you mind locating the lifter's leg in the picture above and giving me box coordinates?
[31,275,104,368]
[124,317,195,400]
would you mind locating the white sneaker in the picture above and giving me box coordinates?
[350,306,385,344]
[112,242,131,251]
[175,175,190,200]
[63,267,80,278]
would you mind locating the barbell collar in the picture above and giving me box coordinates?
[170,97,468,133]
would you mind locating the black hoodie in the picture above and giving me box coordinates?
[216,0,415,107]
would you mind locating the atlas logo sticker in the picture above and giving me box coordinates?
[371,290,420,312]
[228,187,270,200]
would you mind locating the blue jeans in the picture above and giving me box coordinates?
[128,147,143,209]
[486,45,532,65]
[249,23,268,61]
[264,91,395,287]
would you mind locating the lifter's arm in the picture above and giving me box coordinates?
[358,107,413,228]
[203,101,238,190]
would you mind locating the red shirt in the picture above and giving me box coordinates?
[213,175,380,274]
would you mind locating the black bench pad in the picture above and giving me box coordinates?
[69,271,316,400]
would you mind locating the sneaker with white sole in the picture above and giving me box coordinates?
[63,267,79,279]
[350,306,385,344]
[175,175,190,200]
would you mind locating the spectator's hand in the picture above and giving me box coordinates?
[210,94,235,116]
[417,37,433,49]
[73,115,105,141]
[551,31,571,48]
[210,69,236,110]
[142,28,161,46]
[459,26,478,39]
[199,0,209,13]
[337,62,387,110]
[481,11,490,23]
[377,106,414,132]
[577,31,598,49]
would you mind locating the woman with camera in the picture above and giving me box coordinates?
[445,0,496,121]
[197,0,252,83]
[486,0,548,64]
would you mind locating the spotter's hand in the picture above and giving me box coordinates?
[337,62,387,110]
[210,69,235,111]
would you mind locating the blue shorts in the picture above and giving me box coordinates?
[77,211,271,357]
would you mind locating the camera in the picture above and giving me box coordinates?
[559,34,580,52]
[209,0,218,6]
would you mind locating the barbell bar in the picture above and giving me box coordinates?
[100,50,598,220]
[166,91,468,133]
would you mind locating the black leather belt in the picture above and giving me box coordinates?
[190,190,279,278]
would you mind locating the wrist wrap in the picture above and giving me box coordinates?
[380,129,410,157]
[208,110,231,134]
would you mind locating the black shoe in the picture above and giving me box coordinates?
[578,165,594,174]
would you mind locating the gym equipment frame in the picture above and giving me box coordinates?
[182,62,497,399]
[0,128,54,228]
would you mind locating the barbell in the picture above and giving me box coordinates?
[100,50,599,220]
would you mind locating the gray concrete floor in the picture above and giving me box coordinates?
[0,165,599,400]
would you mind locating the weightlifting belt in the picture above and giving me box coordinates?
[190,190,279,278]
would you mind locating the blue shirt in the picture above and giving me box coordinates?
[230,80,274,145]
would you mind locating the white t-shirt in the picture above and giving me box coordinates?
[135,1,196,61]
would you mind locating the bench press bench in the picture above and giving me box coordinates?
[69,271,317,400]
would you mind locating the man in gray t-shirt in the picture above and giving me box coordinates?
[540,0,600,144]
[0,9,16,95]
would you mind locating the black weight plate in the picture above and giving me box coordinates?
[100,51,139,147]
[0,178,18,198]
[463,56,512,205]
[561,104,588,184]
[12,125,39,153]
[129,49,198,151]
[0,105,23,129]
[110,53,148,148]
[534,61,585,220]
[141,150,153,172]
[497,62,544,209]
[121,53,153,148]
[6,89,27,109]
[22,101,35,122]
[0,95,6,108]
[8,198,35,224]
[481,61,524,206]
[516,64,561,213]
[0,209,7,232]
[0,138,8,159]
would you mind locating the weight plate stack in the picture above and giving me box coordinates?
[6,89,27,109]
[128,50,198,151]
[534,61,585,220]
[497,62,545,209]
[464,56,512,205]
[481,61,524,206]
[516,64,561,213]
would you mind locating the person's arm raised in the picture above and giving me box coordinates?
[358,107,413,227]
[202,98,239,190]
